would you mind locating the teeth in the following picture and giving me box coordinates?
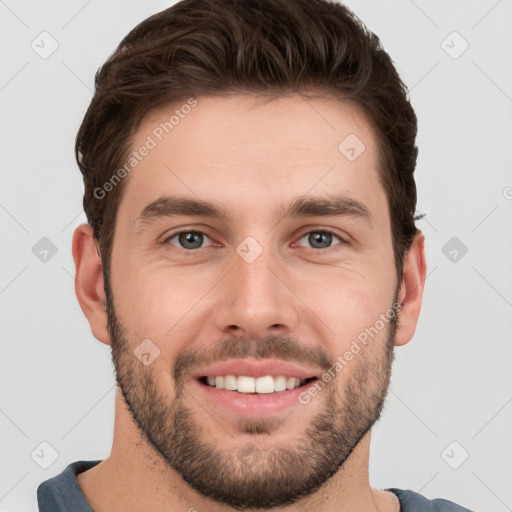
[224,375,238,391]
[286,377,298,390]
[204,375,307,393]
[237,375,255,393]
[274,375,287,392]
[256,375,274,394]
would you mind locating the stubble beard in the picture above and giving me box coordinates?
[106,287,397,509]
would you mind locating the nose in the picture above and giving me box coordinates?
[213,241,300,339]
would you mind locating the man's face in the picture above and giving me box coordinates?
[106,94,400,508]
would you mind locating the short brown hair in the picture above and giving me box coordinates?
[76,0,423,286]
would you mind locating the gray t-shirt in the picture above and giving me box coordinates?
[37,460,476,512]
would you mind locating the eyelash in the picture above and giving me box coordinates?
[163,228,347,252]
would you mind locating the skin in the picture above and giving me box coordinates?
[72,93,426,512]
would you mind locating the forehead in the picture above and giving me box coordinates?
[118,93,386,226]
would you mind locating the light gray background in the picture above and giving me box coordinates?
[1,1,511,511]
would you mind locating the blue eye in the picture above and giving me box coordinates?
[164,229,345,251]
[166,231,213,250]
[297,230,343,249]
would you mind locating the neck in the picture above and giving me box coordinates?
[77,388,398,512]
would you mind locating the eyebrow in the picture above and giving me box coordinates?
[133,194,372,231]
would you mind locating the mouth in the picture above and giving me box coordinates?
[189,360,323,417]
[198,375,318,394]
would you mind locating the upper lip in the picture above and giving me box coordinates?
[190,359,322,380]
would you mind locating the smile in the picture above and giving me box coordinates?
[199,375,318,394]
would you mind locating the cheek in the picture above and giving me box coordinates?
[113,264,216,357]
[296,265,394,336]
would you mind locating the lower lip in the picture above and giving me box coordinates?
[190,378,318,417]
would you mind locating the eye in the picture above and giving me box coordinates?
[296,230,345,250]
[163,229,345,252]
[165,231,213,250]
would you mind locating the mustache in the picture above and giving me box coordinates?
[172,335,334,383]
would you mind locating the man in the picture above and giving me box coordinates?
[37,0,475,510]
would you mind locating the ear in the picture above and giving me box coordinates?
[72,223,111,345]
[395,230,427,347]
